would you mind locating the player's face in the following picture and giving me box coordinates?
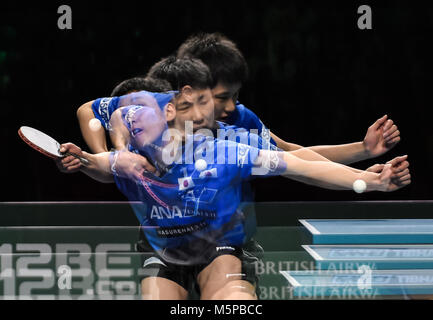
[130,106,167,149]
[173,86,215,134]
[211,82,241,122]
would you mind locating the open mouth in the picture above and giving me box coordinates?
[132,128,143,137]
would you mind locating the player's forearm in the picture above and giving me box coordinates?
[79,151,114,183]
[289,148,362,174]
[270,132,303,152]
[306,142,370,165]
[281,152,380,191]
[270,132,370,165]
[77,101,109,154]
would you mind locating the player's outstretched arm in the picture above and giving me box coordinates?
[255,150,410,192]
[270,115,400,165]
[269,135,374,175]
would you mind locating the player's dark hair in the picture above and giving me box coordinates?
[110,77,172,96]
[146,56,213,91]
[176,32,248,88]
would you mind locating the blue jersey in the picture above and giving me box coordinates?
[112,121,268,264]
[226,102,277,147]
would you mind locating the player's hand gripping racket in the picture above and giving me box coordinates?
[18,126,89,165]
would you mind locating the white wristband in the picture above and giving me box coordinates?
[110,151,120,176]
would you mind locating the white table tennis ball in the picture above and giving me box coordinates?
[353,179,367,193]
[194,159,207,172]
[89,118,102,131]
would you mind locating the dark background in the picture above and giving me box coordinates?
[1,0,431,202]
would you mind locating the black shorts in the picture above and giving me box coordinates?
[135,232,264,297]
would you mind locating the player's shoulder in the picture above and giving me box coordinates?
[234,102,263,128]
[215,121,249,136]
[236,102,259,119]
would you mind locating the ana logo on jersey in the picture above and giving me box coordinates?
[150,205,217,219]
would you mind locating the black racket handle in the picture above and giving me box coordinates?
[64,152,90,166]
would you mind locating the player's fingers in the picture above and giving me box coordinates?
[367,164,385,173]
[396,179,411,187]
[387,155,408,166]
[59,142,81,154]
[66,158,81,168]
[394,161,410,173]
[56,157,80,173]
[384,128,400,140]
[64,159,81,169]
[138,157,157,173]
[393,161,410,173]
[398,174,411,182]
[383,124,397,137]
[391,161,409,174]
[371,115,388,130]
[393,180,410,190]
[387,154,408,164]
[393,168,410,178]
[59,143,74,152]
[385,136,401,146]
[61,155,77,165]
[67,162,81,171]
[382,119,394,132]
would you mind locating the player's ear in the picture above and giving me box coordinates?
[181,85,193,97]
[164,102,176,122]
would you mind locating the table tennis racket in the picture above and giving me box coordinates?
[18,126,89,165]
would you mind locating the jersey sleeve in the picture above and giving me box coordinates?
[234,103,277,147]
[236,141,261,179]
[231,131,287,179]
[91,96,121,130]
[213,131,261,181]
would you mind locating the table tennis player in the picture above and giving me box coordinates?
[58,58,410,300]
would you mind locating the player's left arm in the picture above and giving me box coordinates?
[270,115,400,165]
[251,149,410,192]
